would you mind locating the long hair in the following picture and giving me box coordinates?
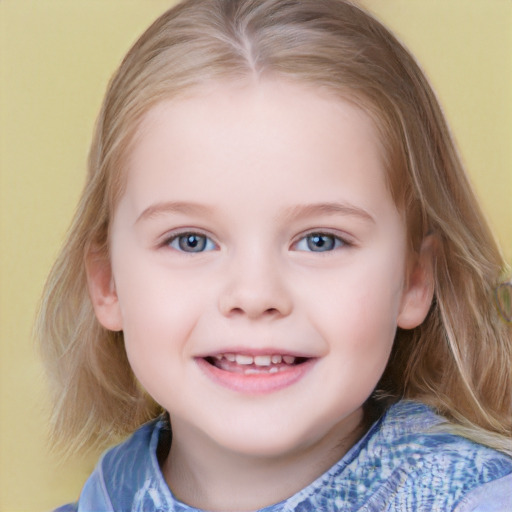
[37,0,511,453]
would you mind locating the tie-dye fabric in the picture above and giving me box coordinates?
[56,401,512,512]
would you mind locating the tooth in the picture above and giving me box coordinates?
[283,355,296,364]
[269,367,279,374]
[235,354,254,365]
[225,353,236,362]
[271,355,282,364]
[244,368,259,375]
[214,354,223,360]
[254,355,271,366]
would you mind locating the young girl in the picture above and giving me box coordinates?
[38,0,512,510]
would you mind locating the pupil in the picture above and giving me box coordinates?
[313,235,325,247]
[187,235,198,247]
[308,234,334,251]
[179,234,205,252]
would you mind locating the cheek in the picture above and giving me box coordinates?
[119,282,199,344]
[116,274,206,399]
[318,261,403,318]
[300,255,404,355]
[111,252,207,355]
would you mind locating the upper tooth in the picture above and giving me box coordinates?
[235,354,254,365]
[254,355,271,366]
[216,353,296,365]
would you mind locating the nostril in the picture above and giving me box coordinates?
[227,306,279,317]
[218,287,293,319]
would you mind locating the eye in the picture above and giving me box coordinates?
[294,232,346,252]
[167,232,216,253]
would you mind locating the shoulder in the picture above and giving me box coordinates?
[72,417,170,512]
[100,416,161,483]
[53,504,78,512]
[287,401,512,512]
[454,473,512,512]
[381,401,512,474]
[370,401,512,510]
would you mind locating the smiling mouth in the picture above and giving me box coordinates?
[203,353,310,375]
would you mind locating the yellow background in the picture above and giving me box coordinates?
[0,1,510,510]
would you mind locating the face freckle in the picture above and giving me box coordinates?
[94,79,430,466]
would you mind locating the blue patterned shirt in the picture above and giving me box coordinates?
[56,401,512,511]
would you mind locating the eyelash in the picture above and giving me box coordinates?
[162,230,351,254]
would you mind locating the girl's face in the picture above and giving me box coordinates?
[89,80,432,463]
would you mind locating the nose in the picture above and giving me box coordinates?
[218,250,293,320]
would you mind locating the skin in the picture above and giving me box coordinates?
[87,79,434,511]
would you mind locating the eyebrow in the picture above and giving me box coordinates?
[282,202,375,223]
[135,201,214,224]
[135,200,375,225]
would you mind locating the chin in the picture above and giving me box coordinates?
[220,433,311,459]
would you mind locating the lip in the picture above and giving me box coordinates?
[196,347,314,358]
[195,356,317,394]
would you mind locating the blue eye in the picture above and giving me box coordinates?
[168,233,216,253]
[295,233,345,252]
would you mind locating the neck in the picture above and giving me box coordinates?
[162,410,365,512]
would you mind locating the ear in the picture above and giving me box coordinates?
[85,249,123,332]
[397,235,436,330]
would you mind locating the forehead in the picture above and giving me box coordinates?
[117,79,398,226]
[130,78,385,176]
[110,79,393,210]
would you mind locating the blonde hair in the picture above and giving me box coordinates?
[37,0,511,453]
